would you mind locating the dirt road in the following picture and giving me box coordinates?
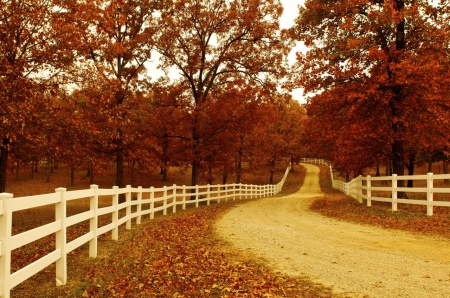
[215,163,450,297]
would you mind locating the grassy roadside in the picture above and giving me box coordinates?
[311,164,450,240]
[11,162,449,297]
[10,165,342,298]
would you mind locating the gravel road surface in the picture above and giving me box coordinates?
[215,163,450,297]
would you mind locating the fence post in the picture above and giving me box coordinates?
[217,184,221,203]
[225,185,229,202]
[207,184,211,206]
[163,186,168,216]
[126,185,132,229]
[112,186,119,240]
[0,193,14,298]
[150,187,155,219]
[136,186,142,224]
[182,186,186,210]
[89,185,98,258]
[427,173,434,216]
[392,174,398,212]
[195,185,199,208]
[366,175,372,207]
[172,184,177,214]
[55,188,67,286]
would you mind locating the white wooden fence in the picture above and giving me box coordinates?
[301,158,450,216]
[0,165,290,298]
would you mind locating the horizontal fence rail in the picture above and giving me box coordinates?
[0,165,290,298]
[301,158,450,216]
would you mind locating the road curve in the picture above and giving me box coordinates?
[215,163,450,298]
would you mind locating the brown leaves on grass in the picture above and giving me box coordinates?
[75,204,333,297]
[312,164,450,240]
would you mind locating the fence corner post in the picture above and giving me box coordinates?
[427,172,434,216]
[55,187,67,286]
[367,175,372,207]
[89,185,99,258]
[0,193,14,298]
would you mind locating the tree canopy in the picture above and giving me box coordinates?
[0,0,300,192]
[292,0,450,182]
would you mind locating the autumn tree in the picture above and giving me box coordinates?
[0,0,78,192]
[247,95,304,184]
[154,0,291,187]
[145,82,189,181]
[292,0,450,192]
[72,0,164,189]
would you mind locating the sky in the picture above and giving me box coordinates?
[279,0,307,103]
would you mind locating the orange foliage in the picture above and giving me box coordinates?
[292,1,450,176]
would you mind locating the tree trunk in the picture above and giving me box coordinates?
[428,161,433,173]
[236,160,242,184]
[46,158,51,183]
[190,160,200,199]
[15,161,19,181]
[389,0,407,198]
[116,147,124,188]
[162,168,168,182]
[90,167,94,184]
[70,167,75,187]
[208,166,213,185]
[31,161,34,179]
[269,159,276,184]
[392,139,407,197]
[406,157,414,188]
[444,161,449,185]
[222,165,228,185]
[130,161,135,186]
[116,143,125,202]
[0,138,9,192]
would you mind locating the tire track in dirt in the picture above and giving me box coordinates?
[215,163,450,298]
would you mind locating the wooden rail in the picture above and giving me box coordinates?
[0,165,290,298]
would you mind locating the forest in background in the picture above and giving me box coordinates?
[0,0,305,193]
[292,0,450,184]
[2,0,450,194]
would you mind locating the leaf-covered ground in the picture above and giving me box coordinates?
[312,164,450,240]
[9,163,450,297]
[11,166,339,297]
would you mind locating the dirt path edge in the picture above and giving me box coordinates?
[215,163,450,298]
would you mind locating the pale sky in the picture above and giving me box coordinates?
[280,0,307,103]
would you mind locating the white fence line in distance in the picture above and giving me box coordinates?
[300,158,450,216]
